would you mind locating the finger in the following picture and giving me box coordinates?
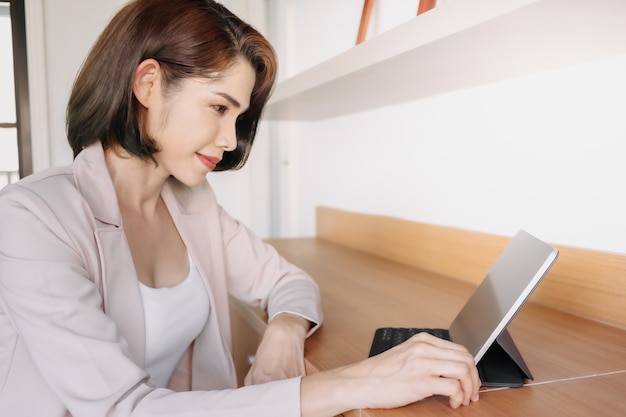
[423,358,479,406]
[423,376,464,408]
[416,337,480,397]
[471,366,481,401]
[431,354,480,405]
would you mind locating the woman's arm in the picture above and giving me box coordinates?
[217,204,323,335]
[216,205,321,386]
[244,313,310,385]
[300,332,481,416]
[245,313,480,415]
[215,202,479,414]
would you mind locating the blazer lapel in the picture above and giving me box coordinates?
[94,227,146,365]
[74,144,146,365]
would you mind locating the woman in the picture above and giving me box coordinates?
[0,1,480,416]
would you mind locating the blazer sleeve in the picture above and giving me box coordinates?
[216,205,323,334]
[0,185,305,417]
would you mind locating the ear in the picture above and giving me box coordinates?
[133,58,162,108]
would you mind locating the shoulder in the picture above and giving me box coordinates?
[0,164,99,245]
[0,164,78,211]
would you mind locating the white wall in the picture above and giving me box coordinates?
[267,0,626,255]
[40,0,127,167]
[266,0,427,237]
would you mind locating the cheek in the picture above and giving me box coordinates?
[160,106,197,137]
[167,111,219,147]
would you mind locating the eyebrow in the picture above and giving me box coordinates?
[213,91,242,109]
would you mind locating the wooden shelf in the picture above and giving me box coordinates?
[264,0,626,121]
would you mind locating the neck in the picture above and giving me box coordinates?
[104,146,168,216]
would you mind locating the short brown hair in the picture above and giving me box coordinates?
[66,0,277,171]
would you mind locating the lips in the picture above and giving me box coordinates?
[196,153,221,171]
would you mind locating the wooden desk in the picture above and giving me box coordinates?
[257,238,626,416]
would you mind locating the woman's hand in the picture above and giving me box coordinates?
[244,313,310,385]
[357,332,481,409]
[301,332,480,417]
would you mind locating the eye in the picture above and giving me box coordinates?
[213,105,228,115]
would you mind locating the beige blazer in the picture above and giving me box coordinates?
[0,143,323,417]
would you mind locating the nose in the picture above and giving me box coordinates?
[215,120,238,152]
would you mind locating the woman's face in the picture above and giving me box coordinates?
[146,57,256,186]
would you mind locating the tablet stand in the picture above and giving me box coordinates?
[477,328,533,388]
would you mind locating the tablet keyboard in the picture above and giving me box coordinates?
[368,327,451,357]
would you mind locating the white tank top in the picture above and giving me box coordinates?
[138,255,210,388]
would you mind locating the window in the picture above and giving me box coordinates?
[1,0,31,189]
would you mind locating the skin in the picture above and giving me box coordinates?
[105,56,481,416]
